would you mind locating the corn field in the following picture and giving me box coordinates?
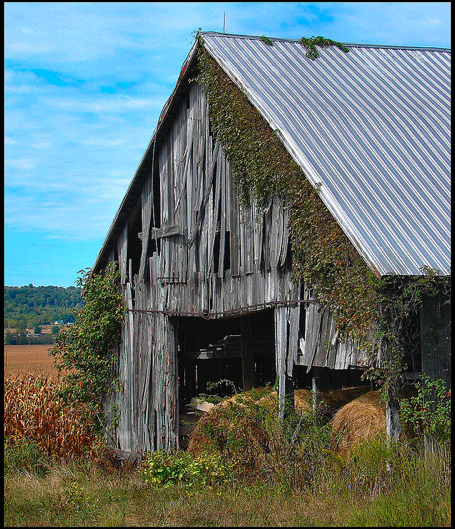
[4,372,101,461]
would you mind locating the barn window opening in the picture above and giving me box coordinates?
[284,241,293,269]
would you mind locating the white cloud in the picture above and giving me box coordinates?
[81,138,127,147]
[31,142,52,149]
[5,158,36,171]
[46,95,160,114]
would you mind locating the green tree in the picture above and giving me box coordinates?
[51,326,60,335]
[4,331,16,345]
[4,284,82,329]
[49,262,124,434]
[34,326,42,335]
[16,320,27,335]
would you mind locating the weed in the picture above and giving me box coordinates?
[142,449,234,489]
[4,439,53,478]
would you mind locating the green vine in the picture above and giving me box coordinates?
[260,35,274,46]
[196,46,379,345]
[50,262,125,434]
[366,268,451,398]
[300,36,349,60]
[195,43,450,405]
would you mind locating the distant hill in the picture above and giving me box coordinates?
[4,285,83,330]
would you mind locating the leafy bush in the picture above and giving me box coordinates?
[50,262,124,434]
[400,376,451,444]
[142,450,233,488]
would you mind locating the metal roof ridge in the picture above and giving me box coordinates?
[200,30,451,52]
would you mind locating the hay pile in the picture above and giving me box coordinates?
[331,391,386,455]
[293,389,312,411]
[187,386,388,458]
[187,387,278,459]
[320,385,370,410]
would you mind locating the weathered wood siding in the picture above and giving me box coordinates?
[104,81,365,453]
[420,289,451,385]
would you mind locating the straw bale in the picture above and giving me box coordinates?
[256,392,278,408]
[189,397,215,412]
[331,391,386,455]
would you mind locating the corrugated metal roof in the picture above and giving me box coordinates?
[201,32,451,277]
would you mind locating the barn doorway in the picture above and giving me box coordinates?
[177,309,277,402]
[176,309,276,447]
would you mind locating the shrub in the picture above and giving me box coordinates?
[400,375,451,444]
[142,450,234,489]
[49,262,124,434]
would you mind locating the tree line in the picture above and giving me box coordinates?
[4,285,82,331]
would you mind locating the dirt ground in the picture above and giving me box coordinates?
[4,344,58,377]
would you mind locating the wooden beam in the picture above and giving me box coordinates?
[240,317,255,391]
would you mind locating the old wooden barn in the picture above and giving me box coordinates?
[92,32,451,454]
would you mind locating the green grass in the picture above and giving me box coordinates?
[4,386,451,527]
[4,439,451,527]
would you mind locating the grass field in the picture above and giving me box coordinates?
[4,345,451,526]
[4,344,57,377]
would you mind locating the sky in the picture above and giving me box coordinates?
[4,2,451,287]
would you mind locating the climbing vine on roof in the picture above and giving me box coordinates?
[300,36,349,59]
[260,35,274,46]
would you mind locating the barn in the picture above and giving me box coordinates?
[92,32,451,454]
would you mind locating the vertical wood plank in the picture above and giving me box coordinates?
[275,306,288,419]
[287,305,300,375]
[118,224,128,284]
[139,173,153,280]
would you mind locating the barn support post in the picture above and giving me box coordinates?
[240,316,255,391]
[385,383,402,443]
[275,306,296,420]
[164,315,179,452]
[376,302,402,446]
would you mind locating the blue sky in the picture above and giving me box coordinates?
[4,2,451,287]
